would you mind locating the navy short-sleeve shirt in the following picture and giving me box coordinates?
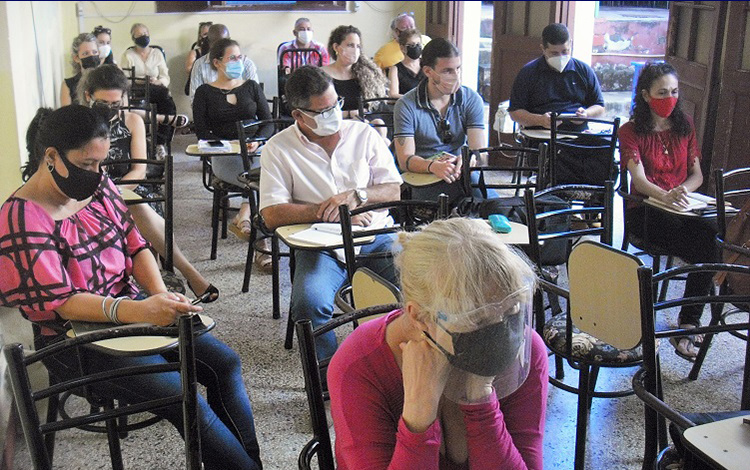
[508,56,604,115]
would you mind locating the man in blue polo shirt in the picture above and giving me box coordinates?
[393,38,485,202]
[509,23,604,128]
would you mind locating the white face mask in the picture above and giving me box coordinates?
[546,55,570,73]
[98,45,111,60]
[301,104,343,137]
[341,48,360,64]
[297,30,313,44]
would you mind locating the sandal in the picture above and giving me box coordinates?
[228,219,252,242]
[669,335,698,362]
[255,252,273,273]
[189,282,220,304]
[679,323,705,348]
[164,113,189,129]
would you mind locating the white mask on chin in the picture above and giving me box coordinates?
[546,55,571,73]
[300,105,343,137]
[298,30,313,44]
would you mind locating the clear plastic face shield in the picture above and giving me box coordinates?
[423,283,534,400]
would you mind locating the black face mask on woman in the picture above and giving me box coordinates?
[90,102,119,121]
[405,44,422,60]
[49,150,102,201]
[80,55,101,70]
[134,35,150,48]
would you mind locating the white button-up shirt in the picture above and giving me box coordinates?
[260,119,402,230]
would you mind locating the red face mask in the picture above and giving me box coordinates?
[648,96,678,118]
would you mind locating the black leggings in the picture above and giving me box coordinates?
[626,206,719,326]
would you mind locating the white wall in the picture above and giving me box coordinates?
[572,0,595,65]
[0,0,73,201]
[460,1,482,92]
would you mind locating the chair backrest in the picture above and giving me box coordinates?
[549,114,620,187]
[3,315,201,469]
[352,267,401,309]
[295,304,401,470]
[568,241,643,349]
[102,149,174,272]
[714,167,750,239]
[634,262,750,465]
[460,143,550,199]
[357,96,397,139]
[523,181,614,271]
[337,195,450,283]
[122,103,159,161]
[236,117,295,174]
[122,67,151,107]
[277,47,324,71]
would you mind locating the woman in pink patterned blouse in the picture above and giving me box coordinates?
[619,62,718,361]
[328,218,548,469]
[0,105,262,469]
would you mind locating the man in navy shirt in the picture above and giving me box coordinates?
[509,23,604,129]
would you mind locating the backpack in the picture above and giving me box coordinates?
[715,198,750,297]
[455,195,571,266]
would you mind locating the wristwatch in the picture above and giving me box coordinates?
[354,189,368,205]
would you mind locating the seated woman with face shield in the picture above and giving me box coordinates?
[328,218,548,469]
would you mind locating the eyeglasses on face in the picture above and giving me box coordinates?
[91,99,122,110]
[223,54,245,62]
[438,118,453,144]
[299,97,345,119]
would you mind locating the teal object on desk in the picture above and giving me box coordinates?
[489,214,512,233]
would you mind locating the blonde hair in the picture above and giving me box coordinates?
[130,23,148,37]
[395,218,535,321]
[70,33,97,74]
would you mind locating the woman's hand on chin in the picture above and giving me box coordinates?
[400,337,450,433]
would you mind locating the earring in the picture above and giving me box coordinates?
[47,161,54,172]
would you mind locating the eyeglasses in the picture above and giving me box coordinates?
[91,99,122,110]
[223,54,244,62]
[438,118,453,144]
[299,97,345,119]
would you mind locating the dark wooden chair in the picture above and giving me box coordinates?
[296,304,400,470]
[3,315,202,470]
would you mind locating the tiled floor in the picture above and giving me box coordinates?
[8,133,747,469]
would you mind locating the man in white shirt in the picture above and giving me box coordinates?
[260,66,402,359]
[189,24,258,101]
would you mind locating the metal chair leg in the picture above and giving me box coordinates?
[574,364,590,470]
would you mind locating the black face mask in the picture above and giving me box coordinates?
[80,55,101,70]
[425,311,525,377]
[134,35,150,48]
[405,44,422,60]
[49,150,103,201]
[90,102,119,121]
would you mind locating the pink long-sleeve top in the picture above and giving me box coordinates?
[328,309,548,470]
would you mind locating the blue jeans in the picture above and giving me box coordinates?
[42,333,262,470]
[291,234,397,359]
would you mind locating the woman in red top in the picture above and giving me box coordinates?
[619,62,718,361]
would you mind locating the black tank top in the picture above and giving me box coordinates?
[395,62,424,95]
[65,74,82,103]
[333,78,362,111]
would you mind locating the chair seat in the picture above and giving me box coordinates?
[543,313,642,364]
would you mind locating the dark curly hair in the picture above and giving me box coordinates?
[327,25,386,100]
[22,106,109,181]
[77,64,130,104]
[630,62,691,137]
